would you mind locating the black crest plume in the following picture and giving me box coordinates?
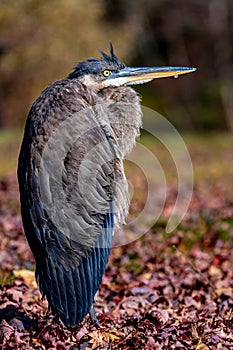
[68,43,125,79]
[100,43,120,65]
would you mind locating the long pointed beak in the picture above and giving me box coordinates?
[110,66,196,86]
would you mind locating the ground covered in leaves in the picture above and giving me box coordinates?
[0,133,233,349]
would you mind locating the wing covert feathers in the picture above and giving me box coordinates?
[18,78,141,327]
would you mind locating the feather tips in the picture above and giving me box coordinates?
[35,209,113,328]
[18,67,141,328]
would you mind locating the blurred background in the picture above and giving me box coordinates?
[1,0,233,131]
[0,2,233,344]
[0,0,232,190]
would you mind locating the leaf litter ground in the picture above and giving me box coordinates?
[0,134,233,349]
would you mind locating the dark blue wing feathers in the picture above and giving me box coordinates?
[17,79,116,328]
[34,206,113,328]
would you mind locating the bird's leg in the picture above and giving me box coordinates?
[89,304,100,328]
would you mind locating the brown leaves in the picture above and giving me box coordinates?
[88,329,120,349]
[13,269,37,288]
[0,151,233,349]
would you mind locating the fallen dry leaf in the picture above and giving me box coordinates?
[0,152,233,349]
[13,269,37,288]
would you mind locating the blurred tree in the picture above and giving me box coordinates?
[0,0,233,131]
[0,0,135,127]
[209,0,233,132]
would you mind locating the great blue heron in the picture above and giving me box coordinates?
[18,44,195,329]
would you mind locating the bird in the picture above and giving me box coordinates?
[17,44,196,329]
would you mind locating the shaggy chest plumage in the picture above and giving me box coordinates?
[18,76,142,328]
[18,45,195,329]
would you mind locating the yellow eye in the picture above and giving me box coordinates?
[103,70,111,77]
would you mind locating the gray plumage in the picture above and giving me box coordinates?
[18,44,195,328]
[18,47,141,329]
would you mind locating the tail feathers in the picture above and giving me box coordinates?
[36,209,113,328]
[38,257,78,325]
[36,245,111,328]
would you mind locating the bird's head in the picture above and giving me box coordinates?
[68,44,196,91]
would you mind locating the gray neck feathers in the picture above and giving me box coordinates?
[97,86,142,226]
